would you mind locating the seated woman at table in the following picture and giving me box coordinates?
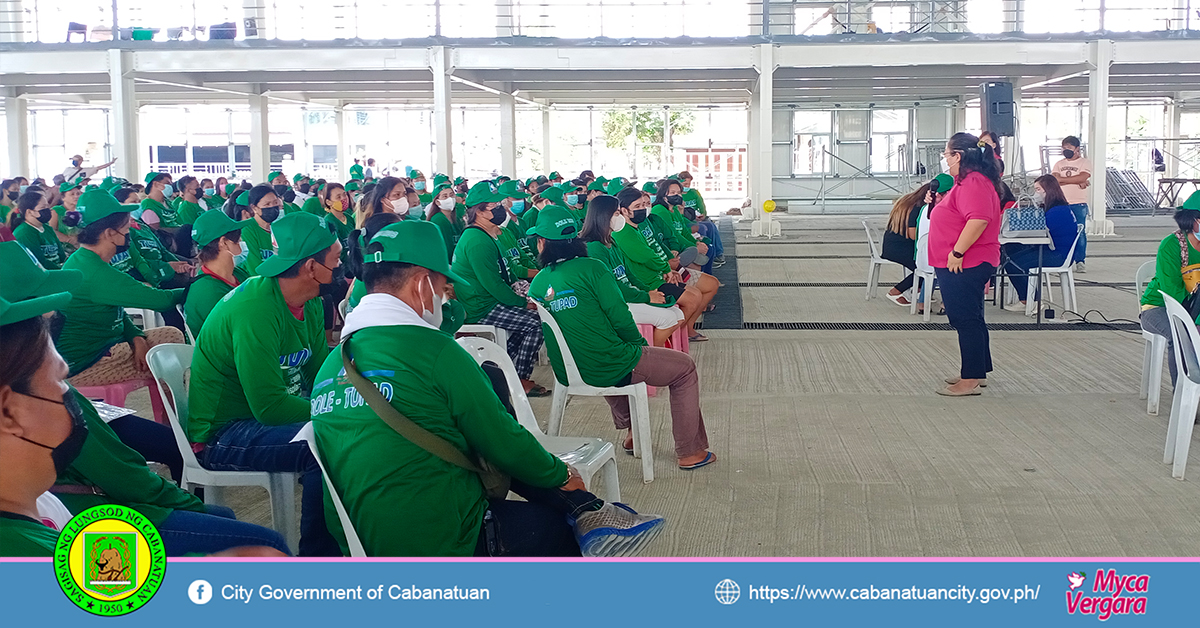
[1001,175,1079,312]
[882,183,930,306]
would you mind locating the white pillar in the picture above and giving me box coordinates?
[242,0,267,39]
[108,49,140,181]
[495,0,513,36]
[541,108,552,174]
[183,108,194,177]
[249,91,270,183]
[335,102,346,182]
[1002,0,1025,32]
[1088,40,1114,236]
[5,95,30,177]
[750,43,776,235]
[1166,98,1181,179]
[748,86,761,220]
[499,86,516,177]
[0,0,27,43]
[431,46,454,177]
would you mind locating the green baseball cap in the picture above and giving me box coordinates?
[410,170,425,179]
[144,171,167,184]
[366,221,469,286]
[433,174,450,187]
[1181,190,1200,211]
[345,180,361,192]
[192,209,250,247]
[605,179,629,196]
[75,188,132,227]
[595,176,609,185]
[465,181,504,206]
[932,173,955,195]
[587,180,606,192]
[293,173,307,183]
[454,176,466,186]
[431,182,452,198]
[0,242,83,326]
[497,180,529,200]
[235,191,251,205]
[255,212,339,278]
[641,181,658,194]
[58,181,81,194]
[549,171,561,180]
[224,183,238,195]
[268,171,285,183]
[537,186,565,204]
[526,206,580,241]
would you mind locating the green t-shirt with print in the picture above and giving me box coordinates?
[240,221,275,276]
[14,222,66,270]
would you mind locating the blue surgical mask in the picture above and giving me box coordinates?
[683,186,691,193]
[162,184,175,197]
[233,248,249,268]
[203,188,215,196]
[566,194,580,206]
[414,182,426,191]
[511,200,526,215]
[19,185,29,193]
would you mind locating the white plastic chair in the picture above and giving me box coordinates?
[456,337,621,502]
[861,218,900,300]
[1159,291,1200,480]
[145,343,301,554]
[178,304,196,344]
[456,324,509,349]
[1136,260,1168,415]
[1025,224,1083,317]
[291,423,365,557]
[534,303,654,483]
[127,307,165,330]
[909,269,936,322]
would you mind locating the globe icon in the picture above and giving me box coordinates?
[714,579,740,605]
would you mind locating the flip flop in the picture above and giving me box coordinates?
[688,333,709,342]
[679,451,716,470]
[525,384,552,397]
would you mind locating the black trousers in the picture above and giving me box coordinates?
[935,263,995,380]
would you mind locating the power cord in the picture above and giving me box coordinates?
[1054,307,1143,335]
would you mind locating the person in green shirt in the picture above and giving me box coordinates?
[497,180,539,281]
[269,171,301,215]
[451,183,549,396]
[175,175,206,227]
[322,183,354,261]
[1141,195,1200,387]
[679,170,725,266]
[188,212,343,556]
[56,190,187,383]
[237,186,283,276]
[141,172,181,232]
[312,219,663,556]
[527,207,714,470]
[185,210,250,336]
[349,158,365,181]
[426,182,462,261]
[357,177,413,228]
[50,180,83,254]
[200,177,223,210]
[650,178,703,255]
[13,190,67,269]
[301,182,326,216]
[411,170,431,205]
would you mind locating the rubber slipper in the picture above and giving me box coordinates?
[688,333,709,342]
[526,384,552,397]
[623,443,634,456]
[679,451,717,470]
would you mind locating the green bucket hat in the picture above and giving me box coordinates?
[1181,190,1200,211]
[75,188,132,227]
[526,206,580,241]
[255,213,339,278]
[268,171,285,184]
[640,181,658,194]
[465,181,504,207]
[366,221,469,286]
[537,185,565,204]
[932,173,955,195]
[58,180,81,194]
[192,209,250,247]
[497,180,529,200]
[0,241,83,326]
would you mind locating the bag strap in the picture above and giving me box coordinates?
[1177,231,1190,268]
[340,343,482,474]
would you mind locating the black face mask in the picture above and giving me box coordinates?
[683,207,697,221]
[317,262,345,297]
[259,205,281,223]
[631,208,648,224]
[283,188,297,203]
[299,183,312,194]
[37,208,52,224]
[488,206,507,226]
[17,391,89,475]
[273,184,288,197]
[1062,149,1076,159]
[113,229,131,255]
[666,194,684,206]
[6,191,17,201]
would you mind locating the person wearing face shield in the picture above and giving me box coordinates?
[451,183,550,397]
[239,185,285,276]
[185,210,252,335]
[13,190,67,270]
[188,212,344,557]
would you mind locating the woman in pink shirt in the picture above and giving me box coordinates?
[930,133,1003,397]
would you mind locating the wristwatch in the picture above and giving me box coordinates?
[952,250,965,259]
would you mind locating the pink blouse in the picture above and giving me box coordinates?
[929,171,1001,269]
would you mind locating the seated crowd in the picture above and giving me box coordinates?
[1,162,724,558]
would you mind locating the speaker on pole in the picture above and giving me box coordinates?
[980,81,1015,137]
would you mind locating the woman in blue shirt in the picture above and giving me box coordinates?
[1001,175,1080,310]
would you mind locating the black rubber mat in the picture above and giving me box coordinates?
[700,217,743,330]
[742,321,1140,331]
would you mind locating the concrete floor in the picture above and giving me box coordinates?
[121,213,1200,556]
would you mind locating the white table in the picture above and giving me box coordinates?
[998,231,1054,324]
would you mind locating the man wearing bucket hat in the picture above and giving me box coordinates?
[452,182,549,396]
[184,210,252,335]
[310,220,664,557]
[528,207,715,470]
[187,212,343,556]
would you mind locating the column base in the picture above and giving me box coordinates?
[1086,218,1116,237]
[750,219,781,238]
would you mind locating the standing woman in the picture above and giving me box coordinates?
[930,133,1003,396]
[12,190,67,270]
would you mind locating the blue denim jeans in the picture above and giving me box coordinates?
[158,504,291,556]
[108,414,183,483]
[697,220,724,259]
[1068,204,1088,262]
[473,479,603,557]
[199,419,341,556]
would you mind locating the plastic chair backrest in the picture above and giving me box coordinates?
[533,302,586,387]
[1058,223,1084,265]
[861,218,882,259]
[144,343,202,469]
[293,422,365,557]
[178,304,196,344]
[1135,260,1155,300]
[1161,291,1200,384]
[455,337,544,436]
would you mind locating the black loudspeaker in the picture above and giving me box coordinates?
[210,22,237,40]
[980,81,1015,137]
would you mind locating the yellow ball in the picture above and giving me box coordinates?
[763,199,777,213]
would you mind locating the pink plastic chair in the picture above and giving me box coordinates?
[76,379,166,423]
[635,324,691,397]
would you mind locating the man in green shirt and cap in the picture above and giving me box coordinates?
[185,209,251,335]
[188,212,343,556]
[312,220,664,556]
[141,172,181,232]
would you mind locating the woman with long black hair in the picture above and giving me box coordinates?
[930,133,1003,396]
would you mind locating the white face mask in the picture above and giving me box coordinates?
[388,196,409,214]
[940,155,950,174]
[420,275,443,328]
[1033,191,1046,206]
[438,197,455,211]
[501,215,511,229]
[610,213,626,233]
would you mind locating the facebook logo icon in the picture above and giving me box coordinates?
[188,580,213,605]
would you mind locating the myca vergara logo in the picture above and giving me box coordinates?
[1065,568,1149,621]
[54,505,166,616]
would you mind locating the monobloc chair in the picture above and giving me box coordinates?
[534,303,654,483]
[861,218,901,300]
[291,423,365,556]
[456,337,621,502]
[909,269,937,322]
[1136,260,1167,415]
[456,324,509,349]
[1160,292,1200,480]
[1025,224,1084,317]
[145,343,300,553]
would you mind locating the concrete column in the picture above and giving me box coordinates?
[5,95,30,177]
[0,0,26,43]
[249,91,270,183]
[750,43,774,224]
[431,46,454,177]
[499,85,516,177]
[1088,40,1114,235]
[335,102,346,182]
[183,108,194,176]
[495,0,513,36]
[108,49,140,181]
[1002,0,1025,32]
[541,108,551,174]
[1165,98,1181,179]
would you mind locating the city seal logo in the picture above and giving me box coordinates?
[54,505,166,616]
